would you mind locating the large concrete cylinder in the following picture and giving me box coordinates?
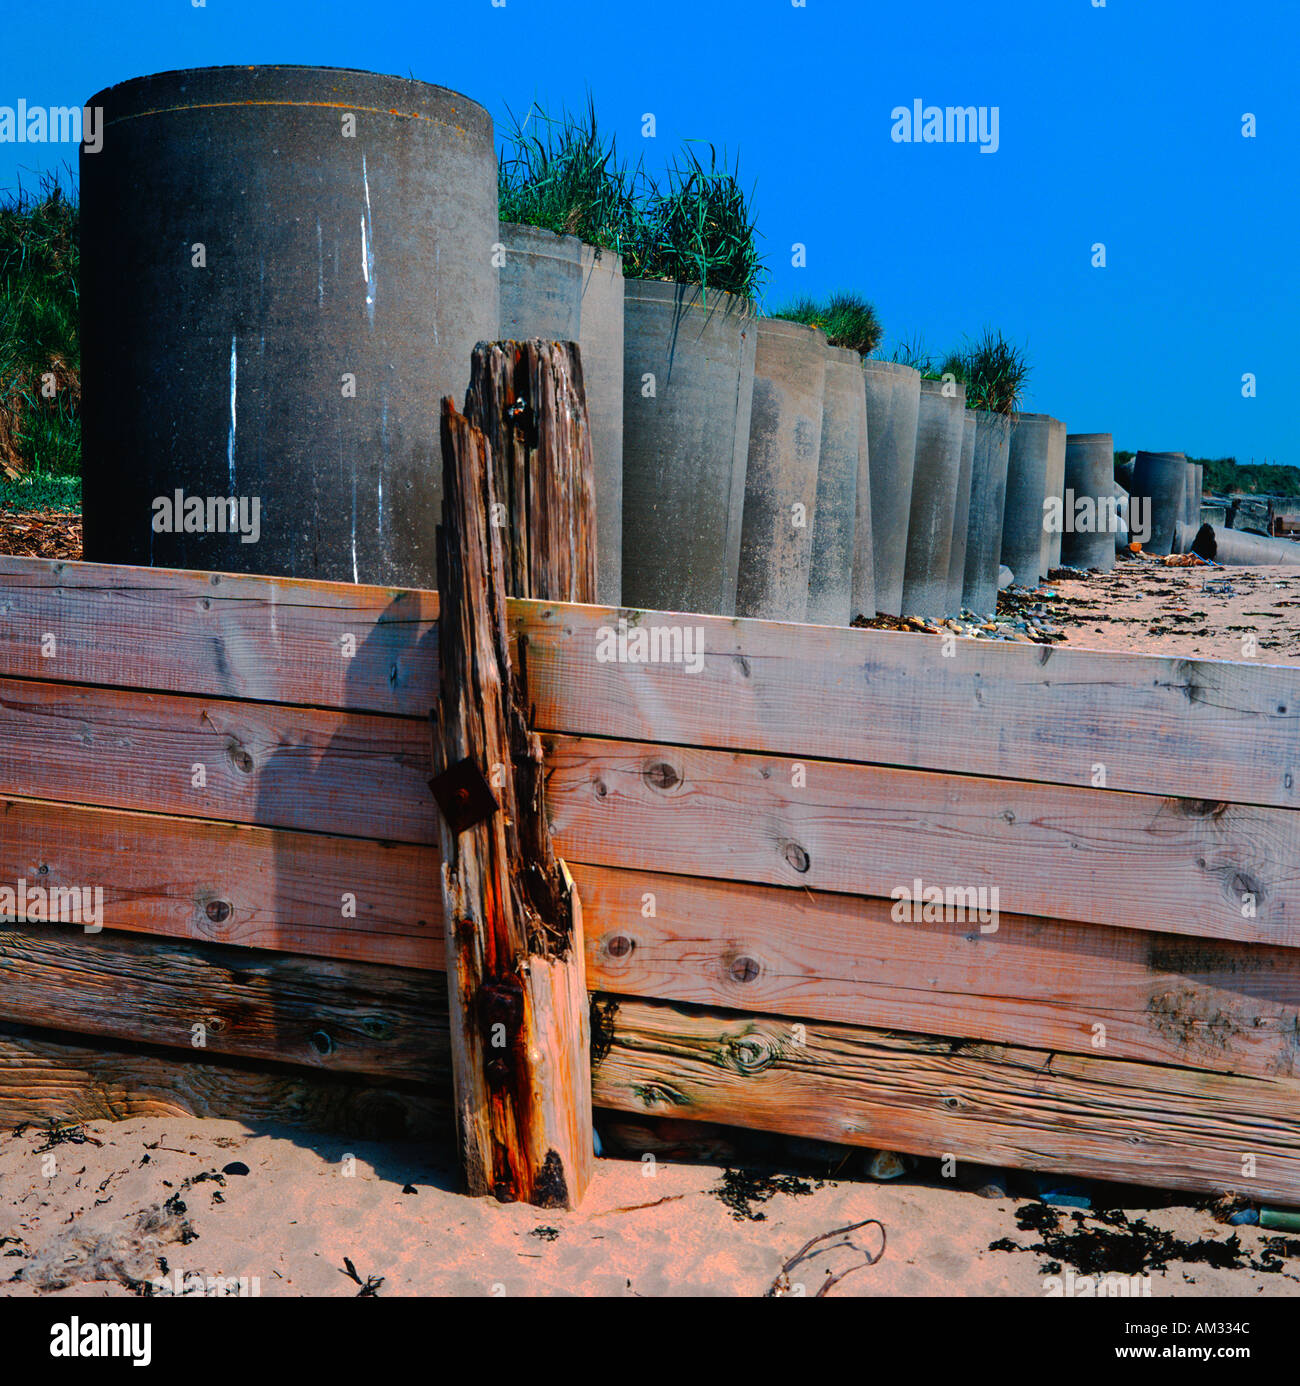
[945,411,978,614]
[902,379,966,616]
[1062,433,1115,571]
[862,360,921,616]
[621,281,756,615]
[498,222,582,338]
[737,319,827,622]
[808,346,867,626]
[1132,450,1187,555]
[1175,521,1300,566]
[962,411,1012,616]
[1001,412,1053,588]
[80,66,499,585]
[849,371,876,622]
[1044,417,1067,573]
[579,246,624,607]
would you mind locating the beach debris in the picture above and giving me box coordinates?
[714,1167,821,1222]
[989,1202,1297,1277]
[221,1161,249,1177]
[340,1256,384,1296]
[865,1149,911,1181]
[766,1216,887,1298]
[32,1120,102,1152]
[15,1202,195,1293]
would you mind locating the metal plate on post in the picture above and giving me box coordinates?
[429,757,499,835]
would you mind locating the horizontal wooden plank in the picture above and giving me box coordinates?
[0,795,441,969]
[549,737,1300,948]
[591,995,1300,1204]
[0,677,434,844]
[575,864,1300,1081]
[519,600,1300,809]
[6,556,1297,810]
[0,921,447,1082]
[0,1020,447,1141]
[0,556,439,716]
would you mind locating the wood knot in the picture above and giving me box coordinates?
[642,761,680,792]
[723,1033,780,1074]
[781,841,811,873]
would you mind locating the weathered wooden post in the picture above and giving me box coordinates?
[431,340,595,1208]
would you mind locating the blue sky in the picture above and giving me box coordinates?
[2,0,1295,462]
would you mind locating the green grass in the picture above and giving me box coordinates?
[771,291,882,354]
[0,171,80,478]
[497,96,637,254]
[941,328,1031,415]
[622,144,767,301]
[0,470,80,511]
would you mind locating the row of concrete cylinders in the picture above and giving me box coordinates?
[77,70,1206,606]
[503,224,1118,620]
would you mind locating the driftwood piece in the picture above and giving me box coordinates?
[431,340,595,1207]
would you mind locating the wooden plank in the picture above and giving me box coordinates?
[3,552,1295,810]
[0,795,440,969]
[0,1020,447,1140]
[591,995,1300,1204]
[0,677,434,844]
[0,920,447,1082]
[547,736,1300,948]
[0,556,438,716]
[517,600,1300,809]
[575,864,1300,1080]
[434,360,593,1209]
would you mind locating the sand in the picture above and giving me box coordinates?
[1,1117,1296,1298]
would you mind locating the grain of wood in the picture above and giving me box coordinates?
[0,794,440,969]
[0,920,448,1081]
[516,600,1300,809]
[0,1020,446,1140]
[0,677,433,843]
[434,347,595,1208]
[0,556,438,716]
[575,863,1300,1080]
[546,736,1300,948]
[592,995,1300,1203]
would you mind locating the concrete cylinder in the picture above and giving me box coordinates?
[902,379,966,616]
[736,318,827,622]
[80,65,499,585]
[850,373,876,622]
[1001,412,1053,588]
[578,245,624,607]
[1044,417,1067,573]
[1131,451,1188,555]
[1062,432,1115,571]
[808,346,867,626]
[862,360,922,616]
[945,411,978,614]
[497,222,583,339]
[1174,521,1300,566]
[1192,464,1203,527]
[621,280,756,615]
[962,411,1012,615]
[1114,480,1131,552]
